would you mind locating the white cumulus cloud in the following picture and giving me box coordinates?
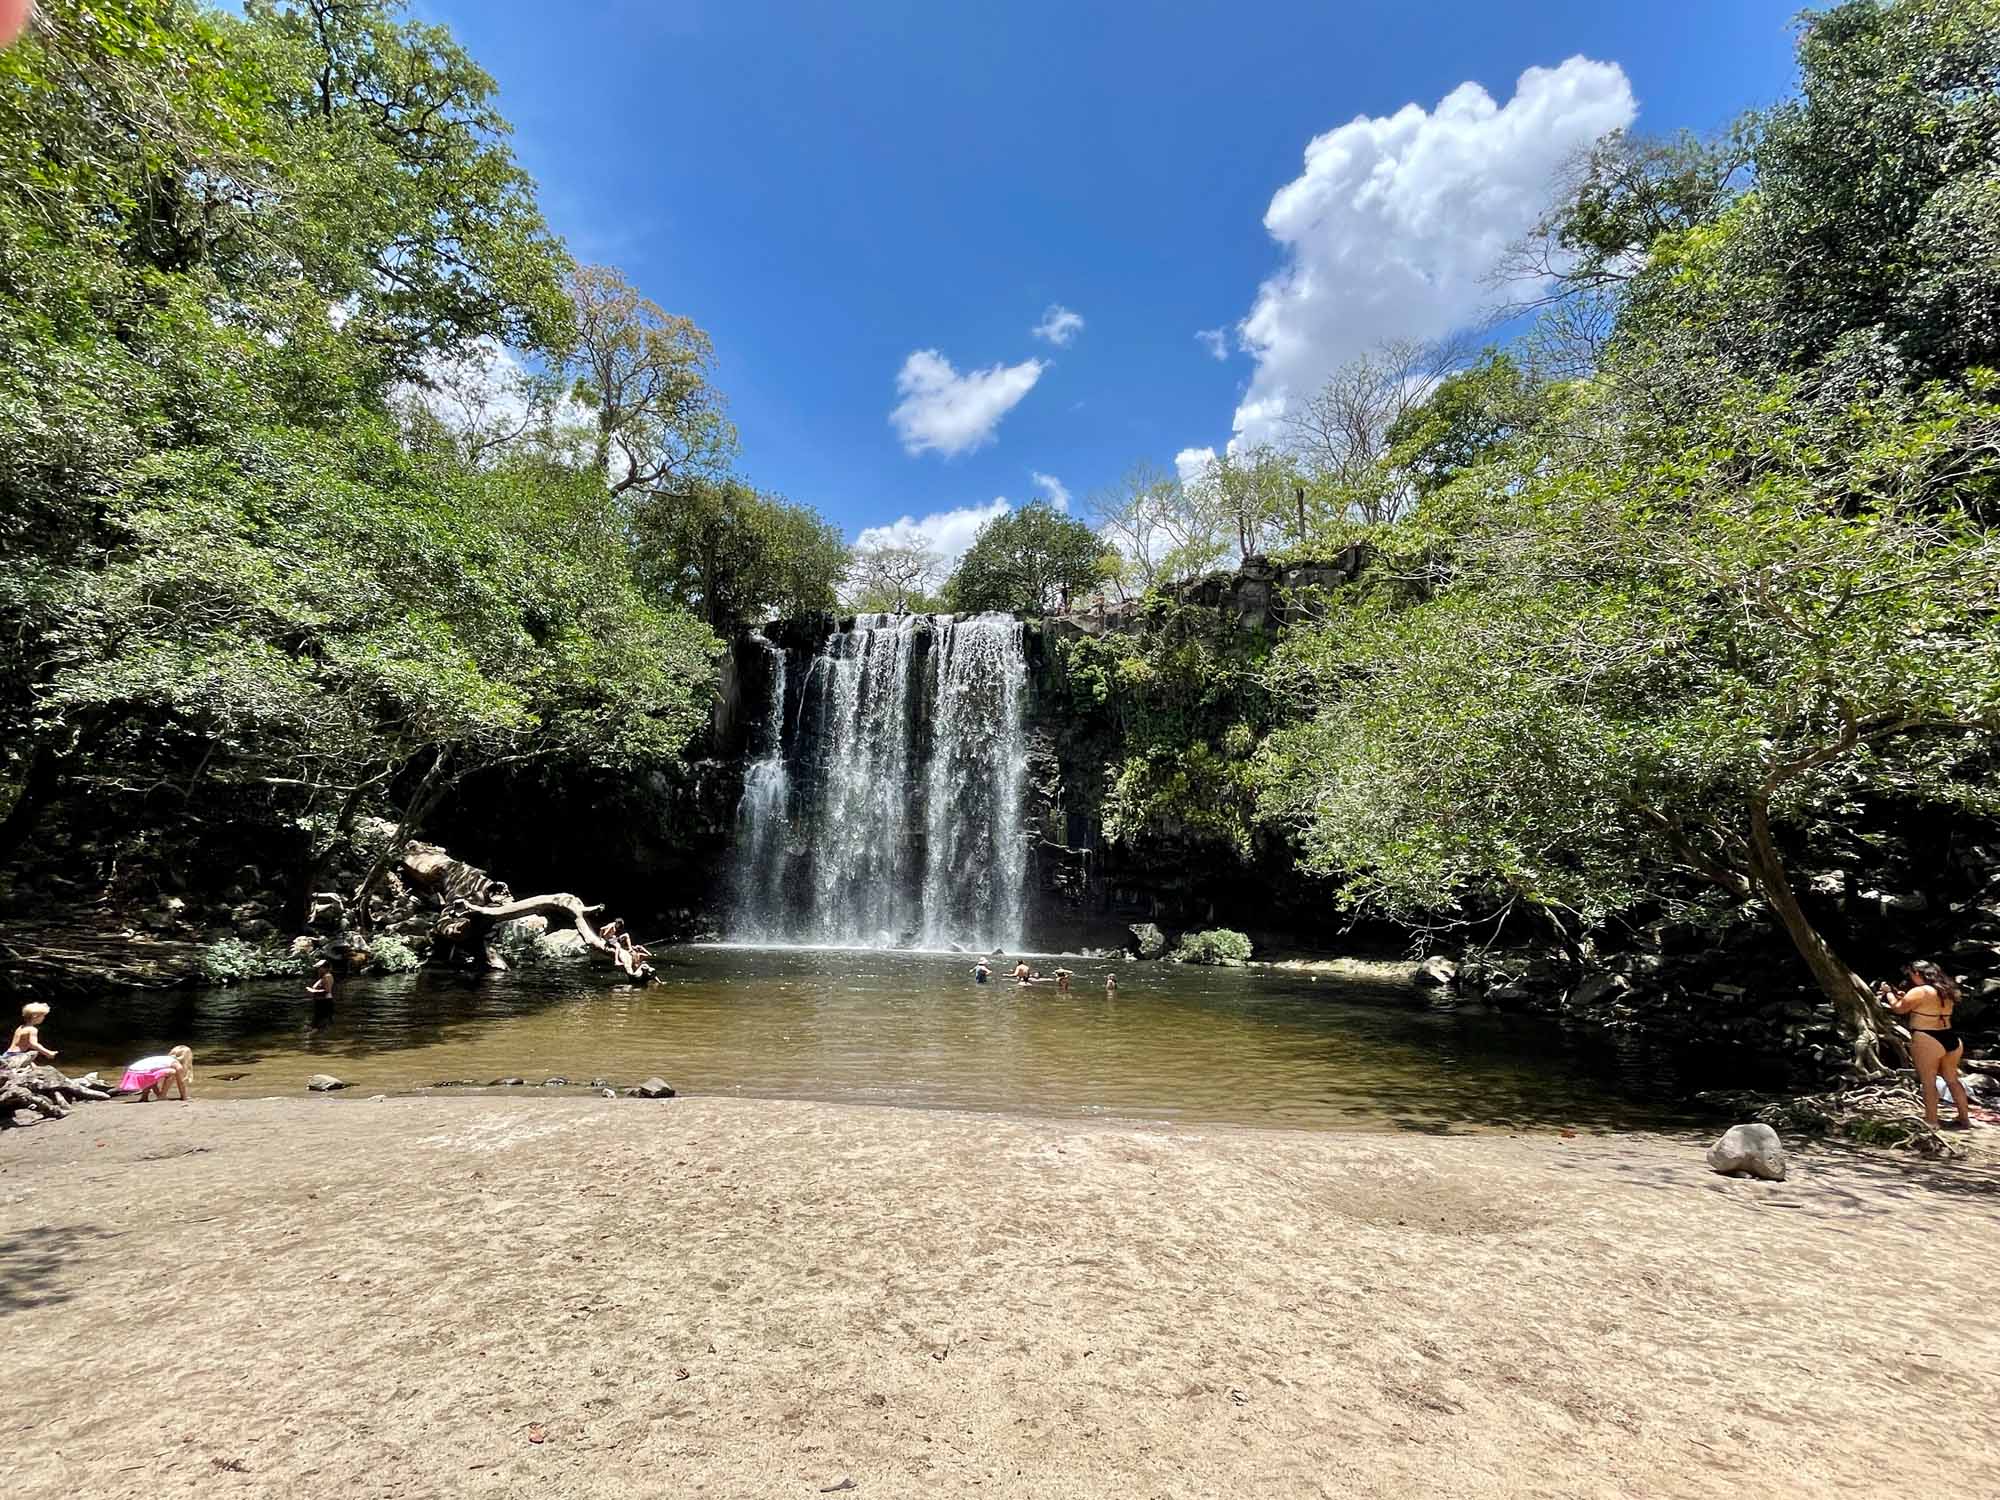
[1174,446,1218,486]
[1031,304,1085,346]
[891,349,1045,458]
[1195,327,1231,362]
[855,497,1013,570]
[1030,471,1071,512]
[1231,57,1635,448]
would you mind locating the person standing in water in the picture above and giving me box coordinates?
[1880,960,1973,1130]
[1013,960,1031,984]
[972,959,991,984]
[1104,974,1117,998]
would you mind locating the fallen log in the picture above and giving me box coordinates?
[1,1060,83,1122]
[432,893,610,973]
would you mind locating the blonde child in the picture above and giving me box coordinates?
[121,1045,194,1102]
[6,1001,56,1063]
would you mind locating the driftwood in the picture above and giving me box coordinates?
[432,893,610,973]
[1,1059,109,1127]
[398,839,652,980]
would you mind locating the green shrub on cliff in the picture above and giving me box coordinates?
[1171,928,1254,966]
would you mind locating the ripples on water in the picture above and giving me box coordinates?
[49,946,1741,1132]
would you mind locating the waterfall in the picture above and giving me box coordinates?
[728,613,1028,950]
[728,633,791,940]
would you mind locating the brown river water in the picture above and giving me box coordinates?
[45,945,1741,1131]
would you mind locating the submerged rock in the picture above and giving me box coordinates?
[1706,1123,1787,1182]
[307,1074,346,1093]
[1414,956,1457,990]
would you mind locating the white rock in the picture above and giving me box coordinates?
[307,1074,346,1093]
[1706,1123,1787,1181]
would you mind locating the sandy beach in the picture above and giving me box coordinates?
[4,1096,1998,1499]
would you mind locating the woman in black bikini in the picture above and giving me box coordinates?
[1880,960,1973,1130]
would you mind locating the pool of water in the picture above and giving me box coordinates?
[45,946,1731,1132]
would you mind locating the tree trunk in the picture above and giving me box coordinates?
[1746,794,1904,1077]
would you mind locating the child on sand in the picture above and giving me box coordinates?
[121,1045,194,1102]
[6,1001,56,1063]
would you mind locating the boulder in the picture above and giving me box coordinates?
[1414,956,1457,990]
[489,1077,526,1087]
[307,1074,346,1093]
[1129,923,1168,960]
[1565,973,1630,1012]
[1706,1123,1787,1182]
[636,1077,676,1099]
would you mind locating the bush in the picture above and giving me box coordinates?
[1170,928,1254,966]
[364,934,424,973]
[492,918,585,967]
[201,938,307,985]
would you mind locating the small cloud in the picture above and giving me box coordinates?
[891,349,1046,458]
[855,497,1013,569]
[1195,327,1231,362]
[1173,446,1218,485]
[1030,471,1072,512]
[1031,304,1085,347]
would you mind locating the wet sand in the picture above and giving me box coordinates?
[5,1096,1998,1498]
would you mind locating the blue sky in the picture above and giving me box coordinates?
[420,0,1802,559]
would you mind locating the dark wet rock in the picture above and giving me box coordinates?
[636,1077,676,1099]
[307,1074,346,1092]
[489,1076,526,1087]
[542,1076,568,1087]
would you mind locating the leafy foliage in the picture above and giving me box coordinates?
[1170,928,1253,966]
[944,502,1113,616]
[201,937,308,984]
[0,1,775,913]
[1252,0,2000,1068]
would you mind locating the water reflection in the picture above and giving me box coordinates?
[48,946,1744,1132]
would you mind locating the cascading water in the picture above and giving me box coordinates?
[728,613,1029,950]
[728,633,791,938]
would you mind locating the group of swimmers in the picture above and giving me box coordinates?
[971,958,1116,997]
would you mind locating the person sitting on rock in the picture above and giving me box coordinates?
[6,1001,56,1064]
[121,1045,193,1103]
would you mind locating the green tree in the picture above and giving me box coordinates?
[636,477,846,631]
[942,502,1112,615]
[1260,375,2000,1075]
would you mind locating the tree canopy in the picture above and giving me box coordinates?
[0,0,798,905]
[943,503,1114,616]
[1252,0,2000,1071]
